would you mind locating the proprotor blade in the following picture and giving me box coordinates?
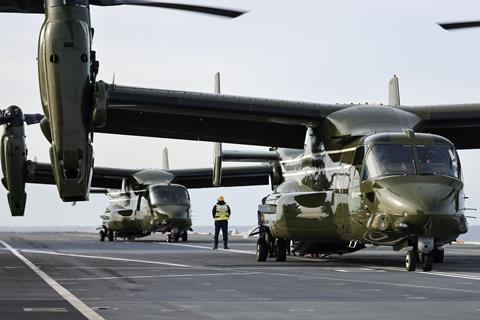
[0,0,44,13]
[439,21,480,30]
[90,0,246,18]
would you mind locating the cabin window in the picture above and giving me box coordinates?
[362,144,415,180]
[417,144,459,178]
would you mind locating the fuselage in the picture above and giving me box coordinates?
[262,130,468,251]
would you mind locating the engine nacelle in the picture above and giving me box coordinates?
[0,106,28,216]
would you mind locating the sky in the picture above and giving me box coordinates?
[1,0,480,227]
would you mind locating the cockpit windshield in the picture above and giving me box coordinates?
[417,144,459,178]
[149,185,189,206]
[363,144,416,179]
[363,143,459,180]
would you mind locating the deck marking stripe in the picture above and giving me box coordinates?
[56,272,262,281]
[161,242,256,255]
[259,271,480,294]
[19,248,193,268]
[0,240,104,320]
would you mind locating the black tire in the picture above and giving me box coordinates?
[266,232,275,257]
[405,250,417,271]
[256,238,268,262]
[181,231,188,242]
[276,238,287,262]
[99,230,105,242]
[432,247,444,263]
[422,253,433,272]
[173,235,179,243]
[108,231,114,242]
[167,234,172,243]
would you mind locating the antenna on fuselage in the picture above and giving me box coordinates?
[162,147,170,170]
[389,74,400,106]
[213,72,222,187]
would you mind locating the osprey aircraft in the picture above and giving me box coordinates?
[0,0,246,204]
[92,74,474,273]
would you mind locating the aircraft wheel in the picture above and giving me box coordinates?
[432,247,444,263]
[405,250,417,272]
[276,238,287,262]
[266,232,275,257]
[256,238,268,262]
[167,234,172,243]
[422,253,433,272]
[108,231,114,242]
[99,230,105,242]
[181,231,188,242]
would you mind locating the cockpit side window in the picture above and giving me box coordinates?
[352,146,365,167]
[417,144,459,178]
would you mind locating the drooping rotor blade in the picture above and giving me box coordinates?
[24,113,44,125]
[439,21,480,30]
[0,0,44,14]
[90,0,246,18]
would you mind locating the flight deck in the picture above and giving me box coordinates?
[1,232,480,320]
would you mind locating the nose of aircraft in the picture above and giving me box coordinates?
[373,175,466,235]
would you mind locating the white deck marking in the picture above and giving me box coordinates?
[161,242,256,255]
[0,240,104,320]
[19,248,194,268]
[56,272,261,282]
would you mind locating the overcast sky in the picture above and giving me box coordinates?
[1,0,480,228]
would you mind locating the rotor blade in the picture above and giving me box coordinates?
[0,0,44,13]
[90,0,246,18]
[24,113,44,125]
[439,21,480,30]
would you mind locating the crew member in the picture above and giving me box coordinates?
[212,195,231,249]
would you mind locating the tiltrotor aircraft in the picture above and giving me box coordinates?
[87,73,472,273]
[96,148,193,242]
[0,0,246,205]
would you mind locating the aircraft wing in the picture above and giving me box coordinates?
[27,161,137,189]
[26,161,271,189]
[401,104,480,149]
[169,165,271,188]
[97,82,347,148]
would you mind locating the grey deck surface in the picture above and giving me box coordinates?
[1,232,480,320]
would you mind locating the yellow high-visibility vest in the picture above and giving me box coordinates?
[215,204,230,221]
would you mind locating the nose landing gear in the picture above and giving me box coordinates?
[405,237,437,272]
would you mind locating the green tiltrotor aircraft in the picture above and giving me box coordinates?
[0,1,478,272]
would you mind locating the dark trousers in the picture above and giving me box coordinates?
[214,220,228,248]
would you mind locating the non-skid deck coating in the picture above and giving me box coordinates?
[1,232,480,320]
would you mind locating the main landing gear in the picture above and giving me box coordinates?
[99,227,114,242]
[405,237,442,272]
[256,229,289,262]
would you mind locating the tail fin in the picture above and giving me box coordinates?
[162,147,170,170]
[388,74,401,106]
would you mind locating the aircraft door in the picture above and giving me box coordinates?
[348,146,364,216]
